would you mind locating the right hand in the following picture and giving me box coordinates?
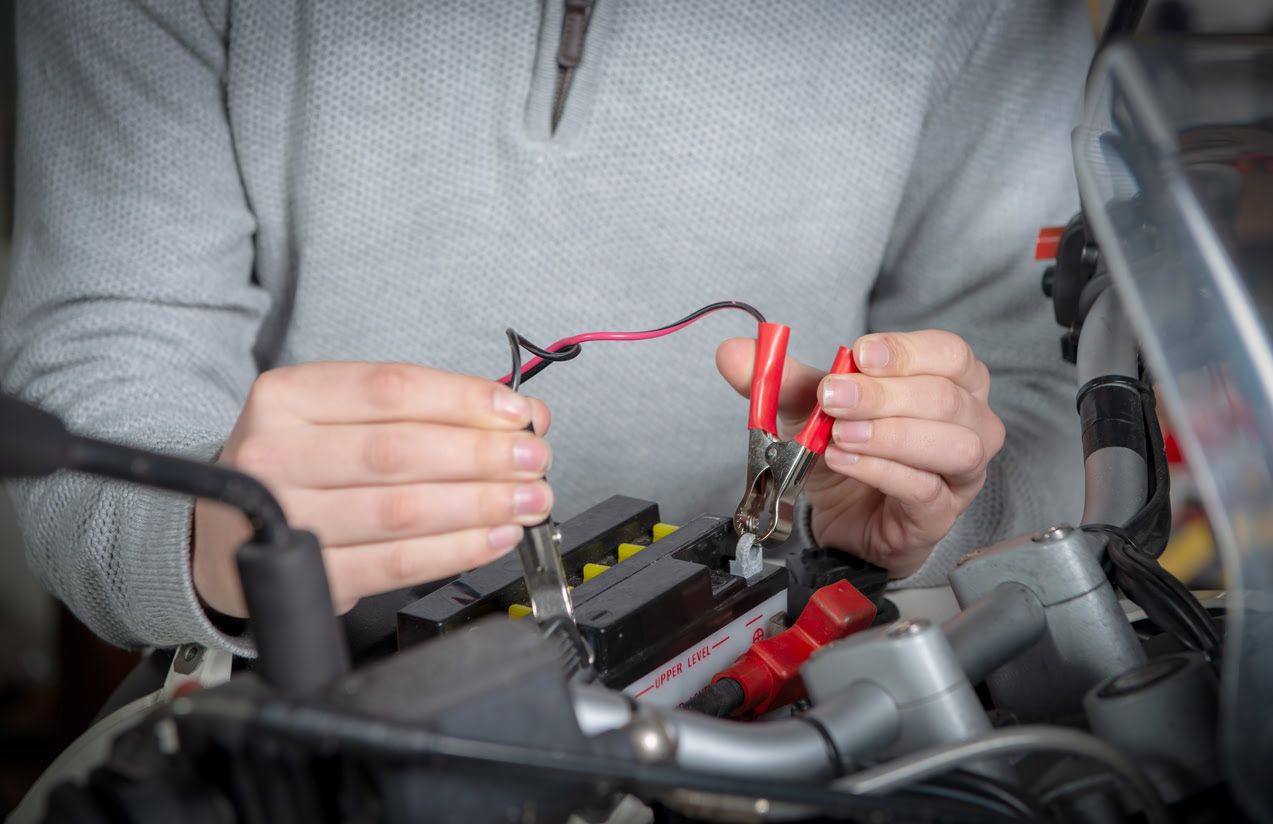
[193,362,553,617]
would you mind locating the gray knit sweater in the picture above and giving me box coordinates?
[2,0,1091,655]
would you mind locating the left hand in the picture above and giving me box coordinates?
[716,330,1005,578]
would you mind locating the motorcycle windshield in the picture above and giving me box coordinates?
[1075,39,1273,822]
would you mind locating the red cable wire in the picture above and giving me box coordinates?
[495,304,759,384]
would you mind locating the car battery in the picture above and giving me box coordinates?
[397,495,787,707]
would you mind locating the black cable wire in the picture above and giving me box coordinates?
[235,700,1008,823]
[502,301,767,389]
[931,769,1048,820]
[1077,370,1221,664]
[914,769,1046,822]
[1085,523,1221,660]
[682,678,745,718]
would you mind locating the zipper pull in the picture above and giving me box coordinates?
[558,0,593,69]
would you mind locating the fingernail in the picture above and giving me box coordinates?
[834,420,872,444]
[493,389,531,421]
[488,524,524,553]
[858,339,890,369]
[825,448,859,469]
[513,438,549,472]
[513,483,548,516]
[822,377,861,410]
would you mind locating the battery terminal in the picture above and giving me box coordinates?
[509,522,679,617]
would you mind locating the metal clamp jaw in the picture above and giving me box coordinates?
[733,429,820,543]
[732,322,857,545]
[517,520,596,678]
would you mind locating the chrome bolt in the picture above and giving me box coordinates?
[625,711,676,763]
[1034,525,1074,543]
[887,619,929,638]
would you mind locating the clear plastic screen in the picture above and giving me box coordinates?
[1075,39,1273,821]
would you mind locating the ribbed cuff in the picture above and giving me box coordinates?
[120,442,256,658]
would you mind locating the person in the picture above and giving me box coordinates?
[0,1,1091,656]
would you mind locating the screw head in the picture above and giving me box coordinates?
[887,619,929,638]
[183,645,199,662]
[1034,525,1074,543]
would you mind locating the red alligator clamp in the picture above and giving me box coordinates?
[733,322,858,544]
[711,579,877,719]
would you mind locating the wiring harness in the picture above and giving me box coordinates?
[1078,375,1223,664]
[500,300,766,391]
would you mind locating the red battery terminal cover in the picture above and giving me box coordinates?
[711,579,876,719]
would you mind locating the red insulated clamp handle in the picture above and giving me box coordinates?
[794,346,857,454]
[748,322,790,436]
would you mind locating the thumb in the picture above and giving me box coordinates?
[715,337,823,430]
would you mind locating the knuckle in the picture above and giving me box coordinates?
[945,337,976,375]
[378,488,421,533]
[975,360,991,390]
[364,364,410,412]
[952,434,985,474]
[987,415,1007,455]
[382,542,420,583]
[934,382,964,420]
[856,377,882,412]
[479,483,514,523]
[474,431,508,476]
[914,472,945,504]
[247,368,289,411]
[231,436,277,475]
[875,420,905,451]
[363,428,411,476]
[457,533,501,570]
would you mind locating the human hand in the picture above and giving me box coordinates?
[716,331,1005,578]
[193,362,552,616]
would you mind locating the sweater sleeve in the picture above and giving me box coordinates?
[0,0,264,654]
[869,1,1094,587]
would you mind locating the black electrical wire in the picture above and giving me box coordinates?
[1085,523,1221,660]
[1077,374,1222,664]
[227,700,1010,823]
[940,770,1047,821]
[502,301,767,389]
[682,678,745,718]
[913,770,1046,822]
[505,328,581,393]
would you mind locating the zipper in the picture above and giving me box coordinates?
[552,0,594,132]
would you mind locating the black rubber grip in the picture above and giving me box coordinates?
[238,529,350,694]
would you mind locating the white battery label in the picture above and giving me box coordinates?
[622,590,786,708]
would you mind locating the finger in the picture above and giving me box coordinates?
[287,480,553,546]
[528,396,551,436]
[831,417,989,483]
[325,524,525,609]
[236,423,553,488]
[854,331,990,397]
[822,448,952,509]
[716,337,823,426]
[820,374,985,430]
[249,362,537,430]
